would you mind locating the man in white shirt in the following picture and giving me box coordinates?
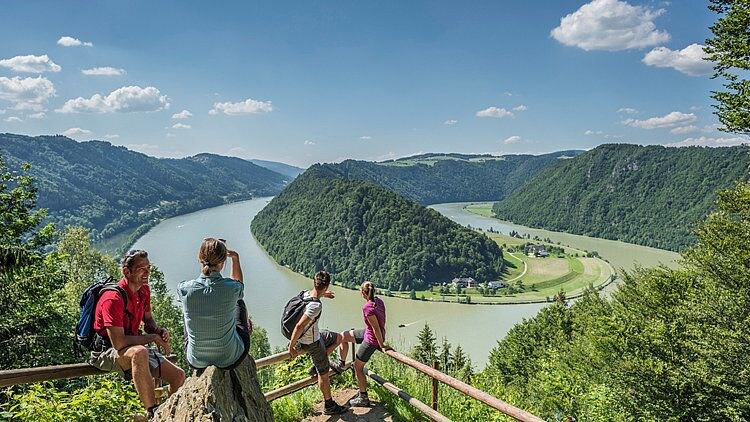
[288,271,347,415]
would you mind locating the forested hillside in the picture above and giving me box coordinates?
[251,166,505,290]
[316,150,581,205]
[492,144,750,251]
[0,133,291,243]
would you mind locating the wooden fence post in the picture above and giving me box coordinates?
[432,360,439,411]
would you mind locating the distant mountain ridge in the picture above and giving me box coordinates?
[251,166,505,290]
[492,143,750,251]
[0,133,292,243]
[315,150,583,205]
[248,159,304,178]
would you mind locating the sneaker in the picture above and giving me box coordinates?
[307,365,318,376]
[349,393,371,407]
[147,404,160,420]
[323,402,348,415]
[328,359,344,374]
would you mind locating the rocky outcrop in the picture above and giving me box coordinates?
[153,358,273,421]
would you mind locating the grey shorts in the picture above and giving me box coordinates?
[89,346,166,380]
[350,329,379,362]
[300,330,338,374]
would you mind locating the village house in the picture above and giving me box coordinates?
[525,244,549,258]
[451,277,477,288]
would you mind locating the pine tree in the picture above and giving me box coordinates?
[439,337,452,370]
[412,324,437,364]
[451,344,467,372]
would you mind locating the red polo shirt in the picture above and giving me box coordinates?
[93,277,151,337]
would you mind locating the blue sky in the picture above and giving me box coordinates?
[0,0,746,167]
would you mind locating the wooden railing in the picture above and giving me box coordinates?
[0,349,543,422]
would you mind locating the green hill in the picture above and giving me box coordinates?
[492,144,750,251]
[0,133,291,244]
[250,166,505,291]
[316,150,582,205]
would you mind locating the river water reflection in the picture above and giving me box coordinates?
[133,198,679,367]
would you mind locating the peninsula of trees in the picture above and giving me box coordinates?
[251,166,505,291]
[492,143,750,251]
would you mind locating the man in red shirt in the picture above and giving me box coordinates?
[90,249,185,418]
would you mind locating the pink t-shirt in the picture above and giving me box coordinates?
[363,297,386,346]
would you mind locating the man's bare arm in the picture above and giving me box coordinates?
[105,326,168,352]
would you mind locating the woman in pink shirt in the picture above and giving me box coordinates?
[339,281,391,407]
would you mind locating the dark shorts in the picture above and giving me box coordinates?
[352,328,380,362]
[357,341,380,362]
[300,329,338,374]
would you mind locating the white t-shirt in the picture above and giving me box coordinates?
[299,291,322,345]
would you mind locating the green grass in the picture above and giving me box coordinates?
[464,203,495,218]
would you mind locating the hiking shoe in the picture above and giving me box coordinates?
[328,359,344,374]
[349,393,371,407]
[147,404,160,420]
[323,402,348,415]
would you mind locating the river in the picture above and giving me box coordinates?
[132,198,679,368]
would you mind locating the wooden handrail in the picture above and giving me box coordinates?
[383,350,544,422]
[0,354,178,388]
[364,368,450,422]
[0,348,544,422]
[255,351,290,369]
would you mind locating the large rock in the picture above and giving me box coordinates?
[153,357,274,421]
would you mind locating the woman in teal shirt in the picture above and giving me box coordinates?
[178,237,250,370]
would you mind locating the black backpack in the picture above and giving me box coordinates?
[281,290,320,340]
[74,276,129,354]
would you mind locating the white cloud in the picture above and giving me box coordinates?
[666,136,749,148]
[503,135,523,144]
[551,0,670,51]
[0,76,56,111]
[4,116,22,123]
[617,107,639,114]
[209,98,273,115]
[513,105,528,112]
[304,140,316,146]
[585,130,604,135]
[57,36,93,47]
[359,135,372,140]
[623,111,697,129]
[56,86,169,113]
[172,123,191,129]
[476,107,513,118]
[0,54,61,73]
[444,119,458,125]
[503,92,514,96]
[166,133,176,138]
[104,134,119,139]
[172,110,192,119]
[27,112,45,119]
[82,67,126,76]
[669,125,697,135]
[63,127,92,136]
[642,44,713,76]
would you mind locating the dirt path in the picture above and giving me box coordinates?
[302,388,394,422]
